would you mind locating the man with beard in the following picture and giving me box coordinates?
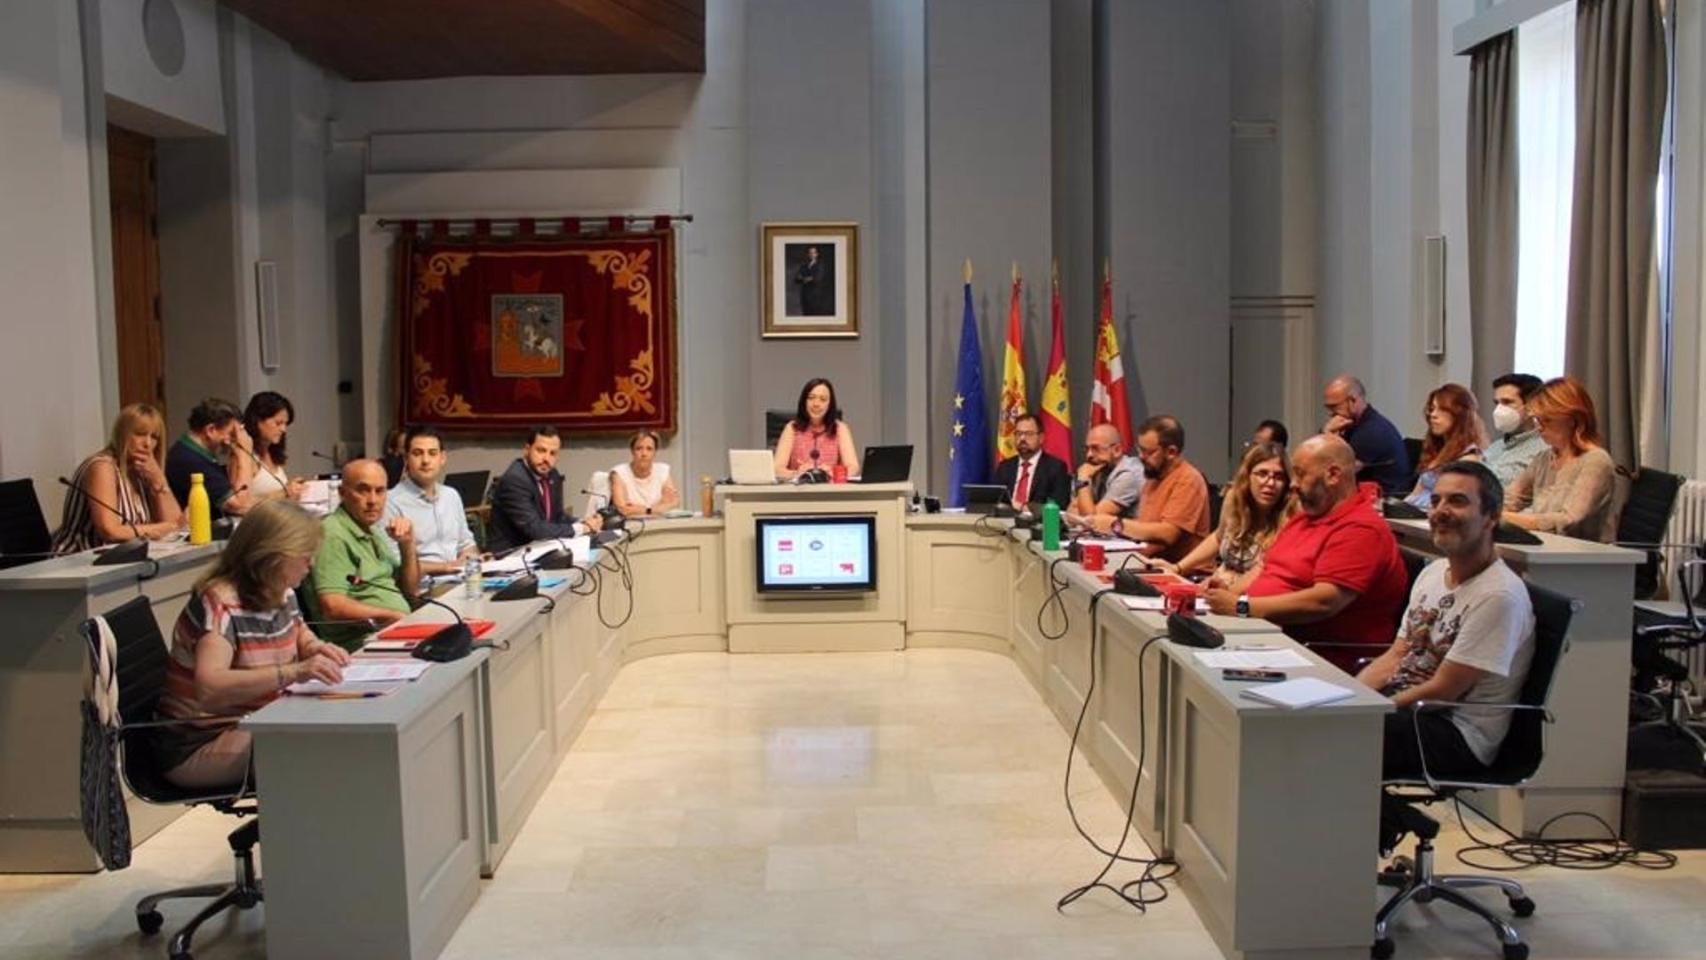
[1354,460,1535,851]
[1070,423,1143,523]
[165,397,257,517]
[993,412,1072,510]
[1093,414,1210,562]
[1205,433,1407,671]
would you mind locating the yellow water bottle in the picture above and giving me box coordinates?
[187,473,212,545]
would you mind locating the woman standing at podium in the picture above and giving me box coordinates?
[773,377,860,480]
[52,403,185,554]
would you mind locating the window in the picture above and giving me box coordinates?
[1512,0,1576,380]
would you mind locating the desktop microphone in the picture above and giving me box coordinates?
[795,448,829,485]
[57,476,149,567]
[346,573,475,661]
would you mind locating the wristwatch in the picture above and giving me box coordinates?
[1235,594,1251,618]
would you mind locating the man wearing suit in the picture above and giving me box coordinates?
[487,425,604,554]
[993,413,1072,510]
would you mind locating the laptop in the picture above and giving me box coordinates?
[728,449,777,485]
[962,483,1009,515]
[857,445,914,484]
[443,470,491,508]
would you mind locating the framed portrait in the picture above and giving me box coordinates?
[761,222,859,338]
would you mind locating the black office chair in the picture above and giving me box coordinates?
[0,477,53,569]
[765,409,793,449]
[78,596,262,960]
[1372,582,1579,960]
[1400,546,1431,591]
[1614,466,1684,600]
[1206,482,1223,532]
[1629,556,1706,769]
[1401,437,1424,490]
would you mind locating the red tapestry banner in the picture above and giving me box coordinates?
[398,230,677,433]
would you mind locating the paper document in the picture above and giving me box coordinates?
[482,537,590,575]
[286,661,431,696]
[1193,648,1312,670]
[1121,596,1209,614]
[1238,676,1356,709]
[1073,536,1146,553]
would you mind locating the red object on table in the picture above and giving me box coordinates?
[377,619,497,641]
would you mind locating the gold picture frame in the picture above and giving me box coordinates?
[760,222,859,338]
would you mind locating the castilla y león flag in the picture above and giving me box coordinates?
[1039,270,1073,467]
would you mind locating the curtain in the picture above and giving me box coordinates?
[1564,0,1668,470]
[1468,32,1519,396]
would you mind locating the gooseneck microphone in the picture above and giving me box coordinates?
[58,475,150,567]
[346,573,476,661]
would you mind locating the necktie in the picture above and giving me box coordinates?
[1015,459,1032,506]
[538,476,552,520]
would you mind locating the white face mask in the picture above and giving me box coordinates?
[1492,404,1524,435]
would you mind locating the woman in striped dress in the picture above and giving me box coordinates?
[51,403,185,555]
[154,499,351,788]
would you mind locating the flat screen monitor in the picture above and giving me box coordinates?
[755,515,877,594]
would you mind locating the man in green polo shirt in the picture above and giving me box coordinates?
[312,459,421,649]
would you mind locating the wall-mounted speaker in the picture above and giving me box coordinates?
[255,259,281,372]
[1421,235,1446,358]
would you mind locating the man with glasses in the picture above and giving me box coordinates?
[1094,414,1211,562]
[993,412,1072,510]
[1071,423,1143,524]
[1322,374,1411,495]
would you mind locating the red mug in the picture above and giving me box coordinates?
[1080,543,1106,572]
[1163,582,1202,617]
[831,464,848,484]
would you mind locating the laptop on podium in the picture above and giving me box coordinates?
[857,445,913,484]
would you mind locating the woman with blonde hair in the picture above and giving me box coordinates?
[153,499,351,788]
[1404,383,1488,508]
[610,429,680,516]
[1152,441,1297,593]
[52,403,185,554]
[1503,376,1617,541]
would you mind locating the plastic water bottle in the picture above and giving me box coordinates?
[463,555,483,600]
[1041,501,1061,552]
[187,473,212,545]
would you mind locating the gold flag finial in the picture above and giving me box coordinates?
[963,258,973,284]
[1011,261,1019,284]
[1051,259,1059,285]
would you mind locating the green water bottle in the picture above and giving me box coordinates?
[1041,501,1061,551]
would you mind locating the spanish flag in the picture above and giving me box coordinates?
[995,266,1028,462]
[1040,265,1073,466]
[1090,263,1134,448]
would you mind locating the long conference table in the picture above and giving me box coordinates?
[0,482,1641,960]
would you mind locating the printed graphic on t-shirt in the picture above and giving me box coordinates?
[1391,590,1460,691]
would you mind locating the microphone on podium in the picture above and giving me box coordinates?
[57,476,151,567]
[346,573,475,661]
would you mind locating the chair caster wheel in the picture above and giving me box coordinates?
[1371,937,1396,960]
[1502,943,1529,960]
[1414,888,1435,904]
[1509,896,1535,917]
[137,910,163,935]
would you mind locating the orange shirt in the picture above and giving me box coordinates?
[1136,458,1211,562]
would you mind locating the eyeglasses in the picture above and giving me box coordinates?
[1013,429,1040,438]
[1250,470,1286,484]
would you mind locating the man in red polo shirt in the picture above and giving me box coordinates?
[1205,433,1407,671]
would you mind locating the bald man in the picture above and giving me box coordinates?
[1205,435,1407,671]
[1071,423,1143,521]
[311,459,421,650]
[1322,374,1411,495]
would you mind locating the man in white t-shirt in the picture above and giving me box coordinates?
[1356,460,1536,852]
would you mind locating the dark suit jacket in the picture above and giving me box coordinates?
[486,457,584,554]
[993,452,1072,509]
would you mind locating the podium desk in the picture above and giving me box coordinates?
[1387,518,1640,832]
[0,543,220,872]
[718,482,912,652]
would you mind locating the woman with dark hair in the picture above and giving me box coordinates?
[772,378,860,480]
[1153,441,1296,593]
[244,391,304,501]
[1403,383,1487,508]
[1503,376,1617,541]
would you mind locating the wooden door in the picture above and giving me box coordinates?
[106,126,166,414]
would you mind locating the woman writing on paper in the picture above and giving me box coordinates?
[772,377,860,480]
[1150,441,1296,593]
[153,499,351,788]
[243,391,307,502]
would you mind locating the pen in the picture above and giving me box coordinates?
[316,690,387,700]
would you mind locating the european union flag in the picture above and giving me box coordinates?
[946,282,990,507]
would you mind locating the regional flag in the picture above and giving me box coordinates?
[946,277,991,508]
[1089,266,1134,448]
[1039,267,1073,467]
[995,269,1028,462]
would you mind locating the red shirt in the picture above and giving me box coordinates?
[1249,483,1407,667]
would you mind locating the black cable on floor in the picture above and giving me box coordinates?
[1056,588,1179,913]
[593,536,635,630]
[1450,798,1679,872]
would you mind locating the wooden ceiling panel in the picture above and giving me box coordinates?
[216,0,705,81]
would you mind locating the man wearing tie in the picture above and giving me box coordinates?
[992,413,1072,511]
[487,425,604,554]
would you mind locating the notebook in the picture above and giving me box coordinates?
[1238,676,1356,709]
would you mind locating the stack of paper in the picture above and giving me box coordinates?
[1237,676,1356,709]
[482,537,590,575]
[286,661,433,697]
[1194,648,1312,670]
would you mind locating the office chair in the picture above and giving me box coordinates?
[78,596,262,960]
[443,469,490,512]
[765,409,793,449]
[1308,548,1435,676]
[1371,582,1578,960]
[1629,556,1706,769]
[1206,482,1223,532]
[1613,466,1684,600]
[0,477,53,569]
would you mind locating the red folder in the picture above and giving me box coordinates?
[376,619,496,641]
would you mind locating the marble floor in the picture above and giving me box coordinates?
[4,649,1706,960]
